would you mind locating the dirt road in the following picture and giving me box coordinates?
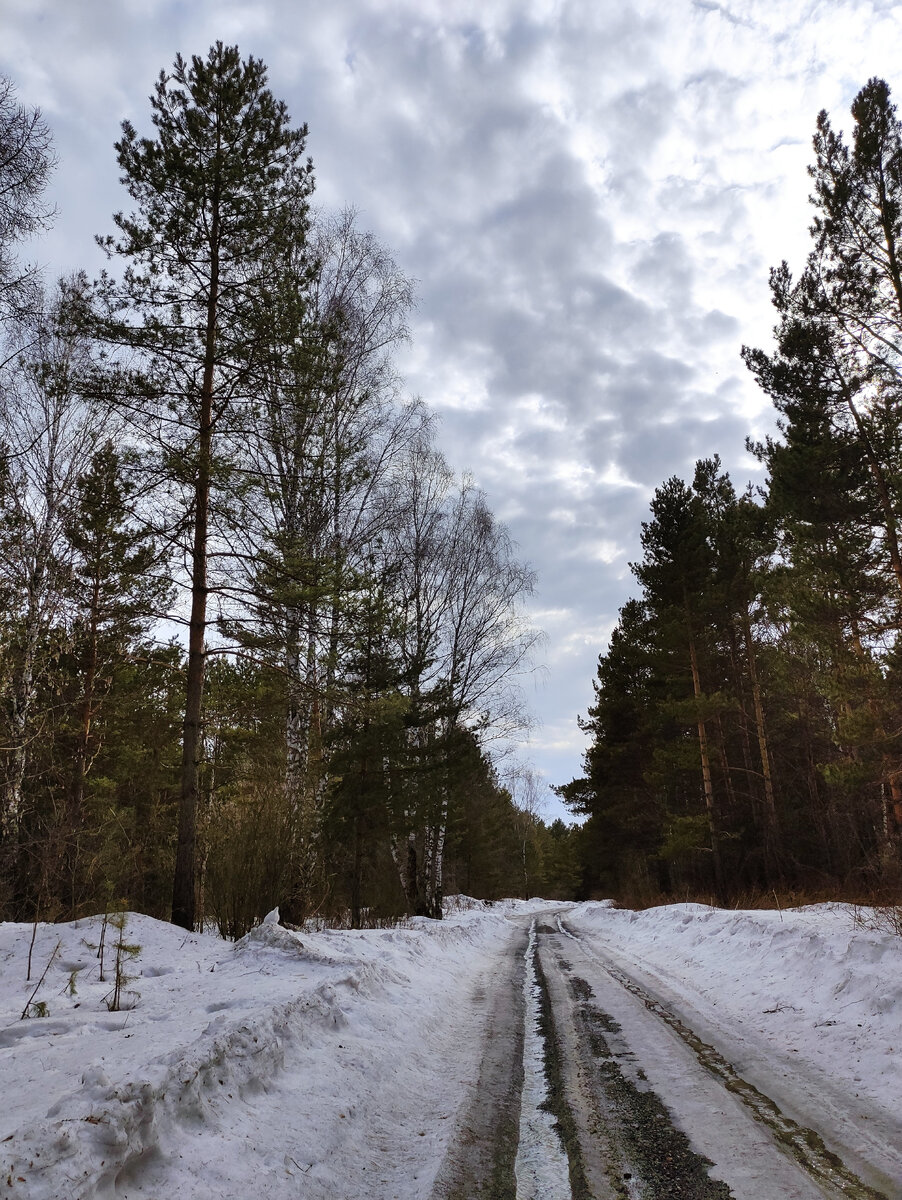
[433,910,895,1200]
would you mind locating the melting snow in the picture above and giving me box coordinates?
[0,898,900,1197]
[514,919,571,1200]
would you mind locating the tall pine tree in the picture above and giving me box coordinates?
[100,44,314,928]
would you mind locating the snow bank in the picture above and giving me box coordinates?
[8,897,889,1198]
[0,901,552,1199]
[567,901,902,1128]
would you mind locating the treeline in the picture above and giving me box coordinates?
[0,45,575,932]
[561,79,902,905]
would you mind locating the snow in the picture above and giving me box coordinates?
[566,901,902,1119]
[566,900,902,1190]
[1,898,900,1197]
[0,899,555,1199]
[514,919,571,1200]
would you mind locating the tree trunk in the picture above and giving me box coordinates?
[741,611,781,883]
[686,614,726,903]
[171,452,210,930]
[1,605,40,914]
[283,612,309,812]
[172,210,219,932]
[350,812,363,929]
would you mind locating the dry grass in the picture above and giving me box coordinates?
[850,904,902,937]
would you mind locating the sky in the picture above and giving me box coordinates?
[4,0,902,820]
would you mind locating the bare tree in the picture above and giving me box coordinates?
[0,76,55,322]
[505,764,545,899]
[221,209,426,920]
[383,440,540,917]
[0,279,107,906]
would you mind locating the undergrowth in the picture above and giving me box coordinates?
[602,884,902,936]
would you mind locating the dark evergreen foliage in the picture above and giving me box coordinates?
[566,79,902,904]
[0,52,547,929]
[98,44,316,929]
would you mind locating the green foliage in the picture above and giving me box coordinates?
[105,911,140,1012]
[566,79,902,906]
[0,50,547,929]
[658,814,715,861]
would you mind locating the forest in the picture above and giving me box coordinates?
[561,79,902,909]
[0,46,581,933]
[5,47,902,930]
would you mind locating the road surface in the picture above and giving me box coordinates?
[432,909,898,1200]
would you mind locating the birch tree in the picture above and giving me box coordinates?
[225,210,423,920]
[384,442,538,917]
[0,280,106,909]
[0,76,55,320]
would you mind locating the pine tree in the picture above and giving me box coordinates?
[572,461,779,901]
[744,78,902,847]
[566,598,667,896]
[632,474,729,900]
[0,279,106,913]
[59,441,169,913]
[100,44,314,928]
[323,570,407,928]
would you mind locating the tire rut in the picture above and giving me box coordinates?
[433,912,873,1200]
[536,921,734,1200]
[557,916,890,1200]
[430,924,528,1200]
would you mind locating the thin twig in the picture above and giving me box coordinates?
[21,939,61,1019]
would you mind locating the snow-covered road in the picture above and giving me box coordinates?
[1,899,900,1198]
[531,911,894,1199]
[564,902,902,1198]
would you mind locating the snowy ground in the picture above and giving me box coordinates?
[1,899,900,1198]
[1,899,556,1199]
[565,901,902,1193]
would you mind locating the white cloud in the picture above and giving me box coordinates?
[3,0,902,815]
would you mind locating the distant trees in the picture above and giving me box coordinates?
[61,440,169,905]
[0,280,106,907]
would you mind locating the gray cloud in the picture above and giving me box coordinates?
[2,0,898,817]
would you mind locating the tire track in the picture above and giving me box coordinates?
[514,918,575,1199]
[557,917,888,1200]
[536,920,734,1200]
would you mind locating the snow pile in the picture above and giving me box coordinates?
[0,901,549,1199]
[5,897,897,1198]
[567,901,902,1127]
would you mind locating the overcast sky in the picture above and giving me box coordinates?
[4,0,902,819]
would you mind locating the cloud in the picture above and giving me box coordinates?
[4,0,902,816]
